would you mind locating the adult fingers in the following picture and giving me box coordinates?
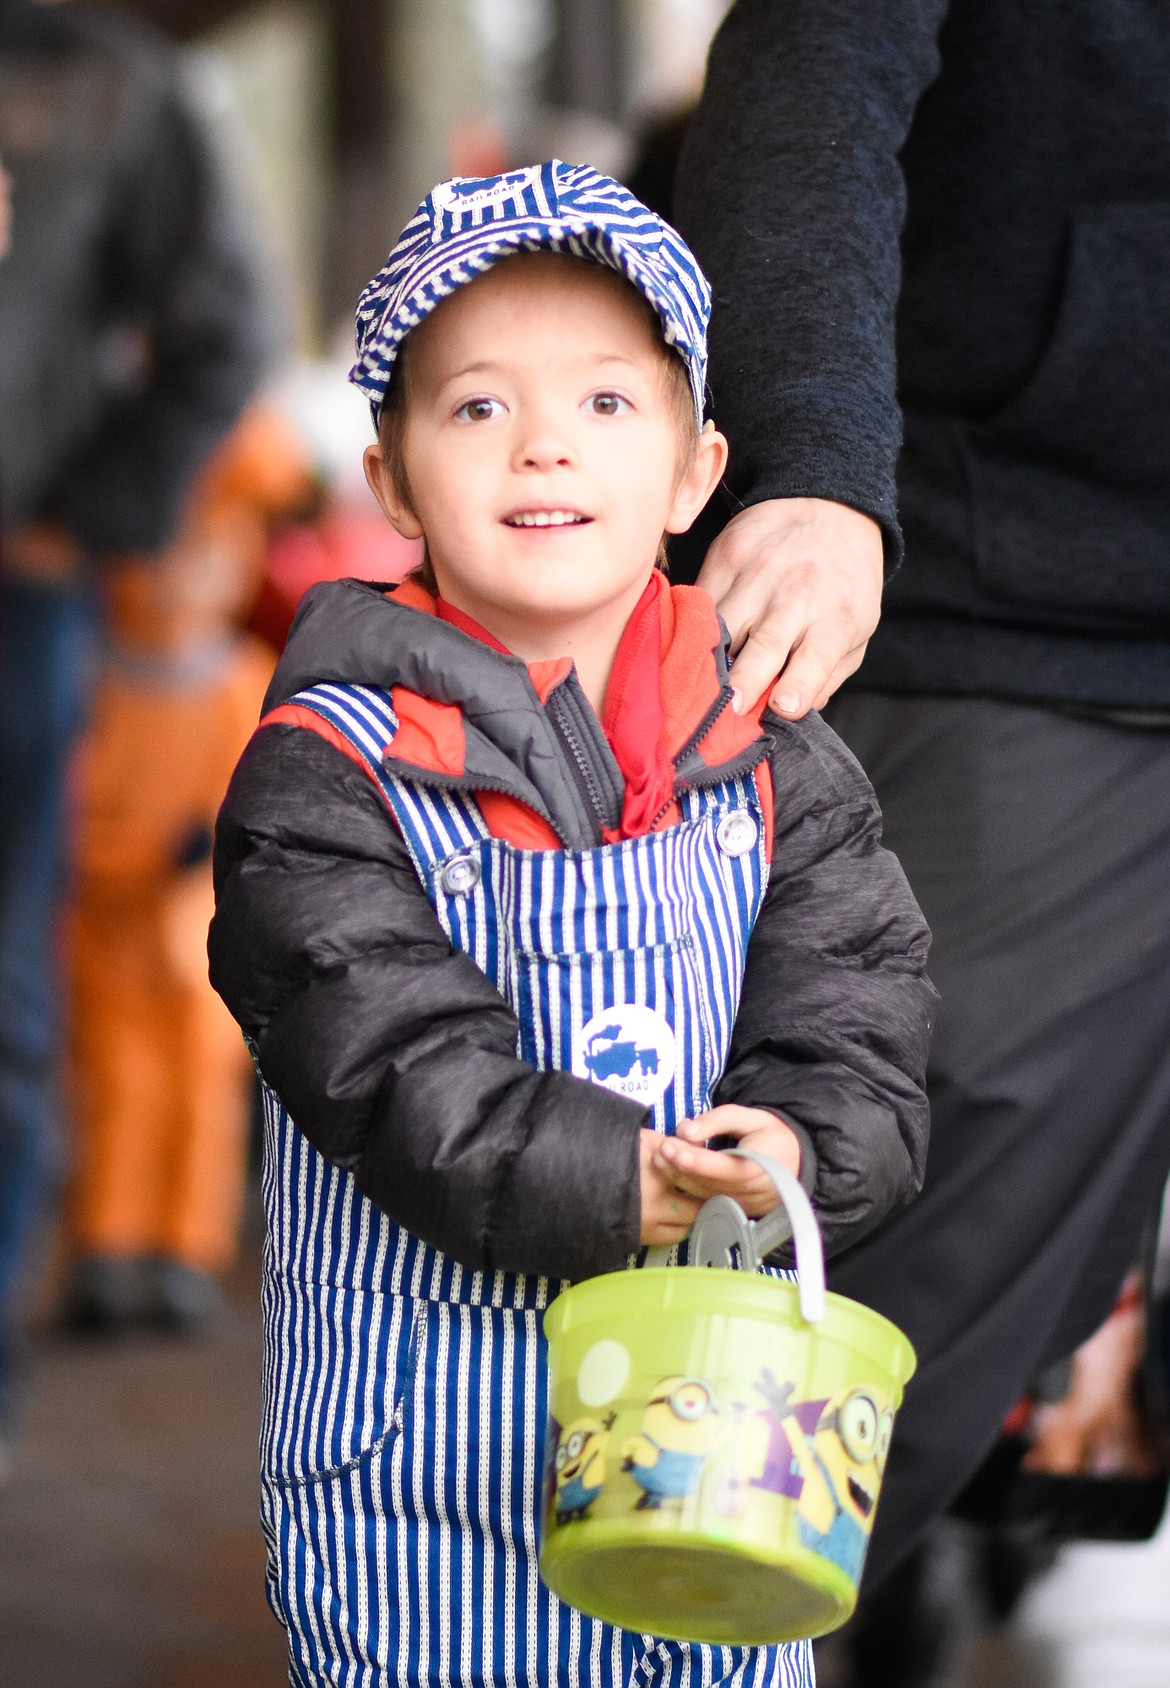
[765,629,867,719]
[700,498,884,717]
[726,618,806,714]
[807,644,870,714]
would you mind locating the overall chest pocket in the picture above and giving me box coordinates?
[431,821,763,1129]
[512,936,717,1127]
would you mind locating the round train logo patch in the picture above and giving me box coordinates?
[573,1005,676,1106]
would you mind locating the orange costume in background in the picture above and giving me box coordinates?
[66,409,313,1312]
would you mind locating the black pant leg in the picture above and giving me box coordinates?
[821,693,1170,1587]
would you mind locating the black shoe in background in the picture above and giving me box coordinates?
[60,1255,151,1335]
[147,1258,227,1336]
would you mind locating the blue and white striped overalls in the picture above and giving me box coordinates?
[259,682,815,1688]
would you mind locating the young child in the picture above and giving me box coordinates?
[209,162,934,1688]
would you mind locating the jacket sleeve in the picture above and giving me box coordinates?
[49,71,276,557]
[715,712,935,1257]
[673,0,949,566]
[209,722,646,1280]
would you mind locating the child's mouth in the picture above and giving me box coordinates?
[503,510,592,529]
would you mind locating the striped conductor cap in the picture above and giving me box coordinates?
[350,160,711,427]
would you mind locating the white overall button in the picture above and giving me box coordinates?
[716,810,758,857]
[439,854,481,895]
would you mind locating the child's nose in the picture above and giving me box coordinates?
[513,410,577,471]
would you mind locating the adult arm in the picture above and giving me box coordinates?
[209,723,645,1280]
[714,713,935,1257]
[673,0,949,714]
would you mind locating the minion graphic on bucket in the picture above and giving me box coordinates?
[554,1412,616,1522]
[621,1376,721,1509]
[788,1386,894,1582]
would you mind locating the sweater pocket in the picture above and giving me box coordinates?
[964,202,1170,629]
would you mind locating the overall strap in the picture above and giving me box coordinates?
[287,682,489,884]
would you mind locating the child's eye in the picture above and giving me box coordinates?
[454,396,505,422]
[585,391,631,417]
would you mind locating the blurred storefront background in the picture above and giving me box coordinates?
[132,0,731,350]
[121,0,734,590]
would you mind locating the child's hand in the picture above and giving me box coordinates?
[651,1105,802,1218]
[639,1130,703,1245]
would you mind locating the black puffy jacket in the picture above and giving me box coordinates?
[210,577,934,1278]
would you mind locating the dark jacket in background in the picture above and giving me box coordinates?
[0,0,275,559]
[675,0,1170,709]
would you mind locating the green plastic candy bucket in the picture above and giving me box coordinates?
[540,1152,916,1644]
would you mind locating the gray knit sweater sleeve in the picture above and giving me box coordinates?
[674,0,948,566]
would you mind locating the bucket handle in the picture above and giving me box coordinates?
[689,1149,826,1325]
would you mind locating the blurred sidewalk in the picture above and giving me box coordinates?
[965,1508,1170,1688]
[2,1207,1168,1687]
[0,1207,285,1687]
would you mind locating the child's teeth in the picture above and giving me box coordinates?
[512,511,581,527]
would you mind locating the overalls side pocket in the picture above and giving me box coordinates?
[261,1280,425,1487]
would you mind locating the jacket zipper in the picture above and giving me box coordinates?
[545,682,623,836]
[553,711,611,826]
[673,683,736,767]
[647,687,769,832]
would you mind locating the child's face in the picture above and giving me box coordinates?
[364,254,725,657]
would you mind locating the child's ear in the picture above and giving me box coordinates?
[363,443,423,541]
[664,422,730,535]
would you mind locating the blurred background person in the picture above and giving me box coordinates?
[62,406,313,1336]
[0,0,274,1462]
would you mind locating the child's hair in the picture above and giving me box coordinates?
[375,252,699,591]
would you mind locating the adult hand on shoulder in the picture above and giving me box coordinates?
[697,497,884,719]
